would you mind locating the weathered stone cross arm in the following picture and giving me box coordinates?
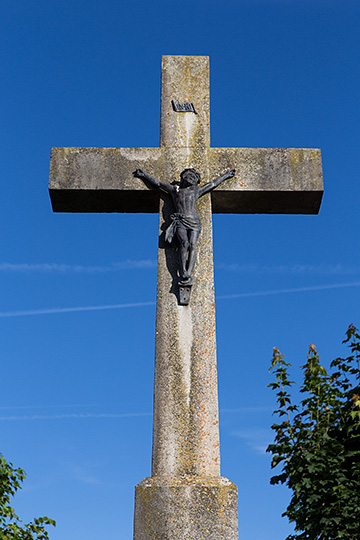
[49,145,322,214]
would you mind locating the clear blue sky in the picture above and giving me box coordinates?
[1,1,360,539]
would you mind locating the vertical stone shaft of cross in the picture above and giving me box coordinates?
[152,56,220,478]
[134,56,238,540]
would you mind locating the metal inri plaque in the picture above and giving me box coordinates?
[171,100,197,114]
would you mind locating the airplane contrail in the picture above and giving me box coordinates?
[0,281,359,318]
[0,301,155,318]
[0,261,157,272]
[217,281,360,300]
[0,412,152,421]
[0,407,268,421]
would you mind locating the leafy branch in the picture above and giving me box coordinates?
[0,454,55,540]
[267,325,360,540]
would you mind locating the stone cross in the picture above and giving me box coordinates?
[49,55,323,539]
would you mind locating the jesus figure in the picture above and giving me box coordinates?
[133,167,235,286]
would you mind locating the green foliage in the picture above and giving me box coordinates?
[267,324,360,540]
[0,454,55,540]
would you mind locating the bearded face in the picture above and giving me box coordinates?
[180,169,200,187]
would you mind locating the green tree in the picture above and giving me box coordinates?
[267,324,360,540]
[0,453,55,540]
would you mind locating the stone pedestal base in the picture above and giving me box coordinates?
[134,476,238,539]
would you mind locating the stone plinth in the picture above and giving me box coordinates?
[134,476,238,540]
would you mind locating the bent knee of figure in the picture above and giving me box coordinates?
[177,231,189,249]
[180,239,190,250]
[188,237,198,252]
[189,240,197,250]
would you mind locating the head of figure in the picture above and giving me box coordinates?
[180,168,200,188]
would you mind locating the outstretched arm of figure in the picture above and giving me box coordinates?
[133,169,173,194]
[198,169,236,197]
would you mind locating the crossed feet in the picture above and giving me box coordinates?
[179,276,193,287]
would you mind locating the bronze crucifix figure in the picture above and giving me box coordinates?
[133,167,235,289]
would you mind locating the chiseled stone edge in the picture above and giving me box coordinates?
[49,147,323,214]
[134,476,238,540]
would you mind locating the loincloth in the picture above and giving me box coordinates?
[165,213,201,243]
